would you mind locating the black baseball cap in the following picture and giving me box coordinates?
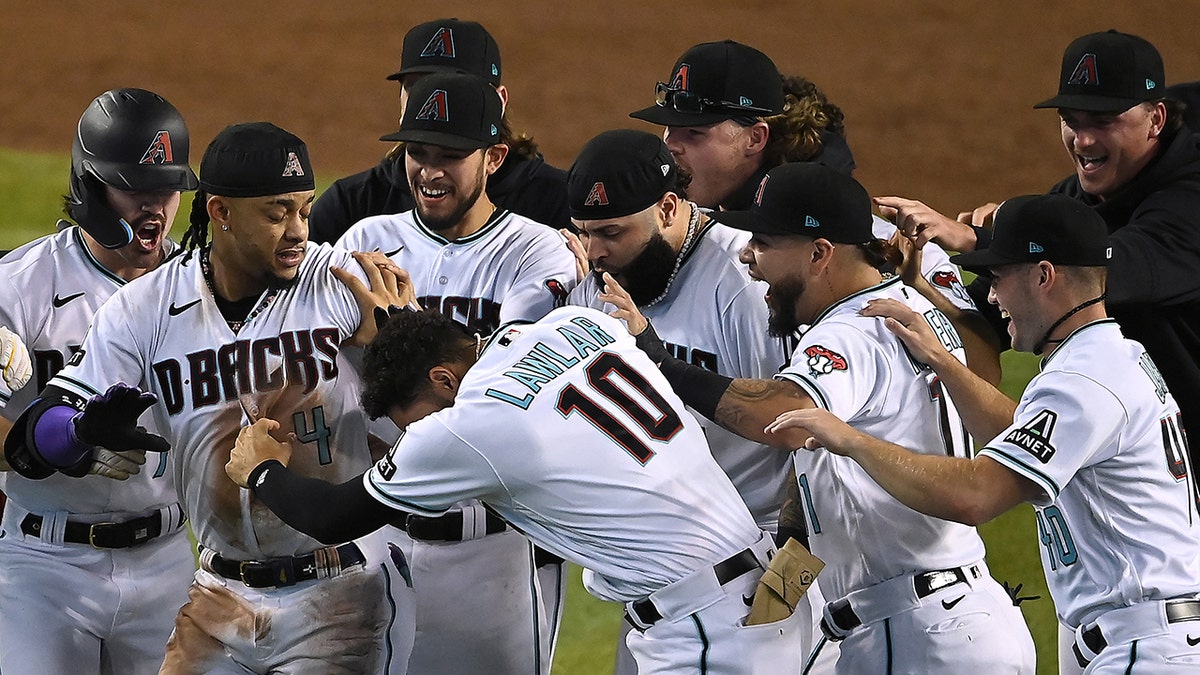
[951,194,1110,273]
[1034,30,1165,113]
[389,19,502,88]
[568,130,679,221]
[709,162,874,243]
[381,72,503,150]
[198,122,314,198]
[630,40,786,127]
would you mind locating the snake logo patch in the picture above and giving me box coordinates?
[584,181,609,207]
[139,130,174,164]
[1067,53,1099,86]
[415,89,450,123]
[420,26,456,59]
[931,270,970,302]
[804,345,847,378]
[282,151,305,177]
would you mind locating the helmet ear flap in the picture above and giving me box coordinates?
[67,172,133,249]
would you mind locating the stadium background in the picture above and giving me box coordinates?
[1,3,1192,673]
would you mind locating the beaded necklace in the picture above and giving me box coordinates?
[199,247,281,334]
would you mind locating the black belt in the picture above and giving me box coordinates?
[1073,599,1200,667]
[397,509,508,542]
[625,548,761,630]
[205,542,366,589]
[21,511,173,549]
[823,565,980,638]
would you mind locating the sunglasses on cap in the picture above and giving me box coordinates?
[653,82,776,117]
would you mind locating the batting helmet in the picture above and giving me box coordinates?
[67,88,199,249]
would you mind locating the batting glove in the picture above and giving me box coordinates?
[0,325,32,391]
[87,447,147,480]
[60,384,170,478]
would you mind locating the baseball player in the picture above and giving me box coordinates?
[610,163,1036,673]
[336,71,576,675]
[0,88,198,675]
[226,304,808,674]
[4,122,416,674]
[310,17,570,243]
[775,194,1200,673]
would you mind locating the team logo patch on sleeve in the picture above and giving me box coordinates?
[376,443,399,481]
[804,345,847,377]
[1002,409,1057,463]
[544,278,570,307]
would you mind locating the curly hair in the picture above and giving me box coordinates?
[761,75,847,169]
[360,308,477,419]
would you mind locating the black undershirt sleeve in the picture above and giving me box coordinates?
[248,460,397,544]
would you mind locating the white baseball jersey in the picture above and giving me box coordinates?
[871,215,976,312]
[338,207,576,335]
[979,320,1200,629]
[0,225,176,513]
[365,307,762,602]
[48,242,376,559]
[569,219,792,529]
[777,276,985,600]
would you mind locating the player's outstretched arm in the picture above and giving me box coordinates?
[769,408,1040,526]
[600,273,815,450]
[887,233,1003,385]
[863,298,1015,440]
[227,419,396,543]
[874,196,979,252]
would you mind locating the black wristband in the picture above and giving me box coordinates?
[658,357,732,421]
[633,320,672,364]
[247,459,286,492]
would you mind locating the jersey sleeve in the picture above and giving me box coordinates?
[363,413,501,516]
[497,230,577,324]
[918,241,978,312]
[315,245,369,340]
[49,293,146,400]
[978,372,1125,505]
[775,324,885,420]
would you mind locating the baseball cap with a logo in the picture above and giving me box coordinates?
[708,163,874,243]
[389,18,502,88]
[381,72,503,150]
[1034,30,1165,113]
[951,194,1110,273]
[630,40,786,127]
[198,122,314,198]
[568,129,679,220]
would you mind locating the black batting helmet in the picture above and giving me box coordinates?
[67,88,199,248]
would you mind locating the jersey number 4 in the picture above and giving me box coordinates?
[555,352,683,465]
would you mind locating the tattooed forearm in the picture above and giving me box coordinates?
[713,378,815,448]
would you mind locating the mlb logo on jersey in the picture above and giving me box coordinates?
[139,130,174,164]
[420,26,456,59]
[804,345,847,377]
[415,90,450,122]
[282,151,306,177]
[1067,53,1100,86]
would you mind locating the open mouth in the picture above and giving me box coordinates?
[133,221,164,253]
[276,247,305,267]
[1076,152,1108,173]
[417,184,450,202]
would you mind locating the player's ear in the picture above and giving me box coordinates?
[658,191,679,226]
[428,365,463,403]
[744,121,770,157]
[208,196,231,228]
[810,238,836,269]
[484,144,509,175]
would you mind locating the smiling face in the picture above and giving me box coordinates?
[220,191,314,295]
[405,142,492,232]
[102,185,181,268]
[738,232,819,336]
[986,263,1046,353]
[1058,102,1165,198]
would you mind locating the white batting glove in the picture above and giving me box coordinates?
[87,447,146,480]
[0,325,32,391]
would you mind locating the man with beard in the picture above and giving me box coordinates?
[608,162,1036,673]
[564,129,804,671]
[0,88,199,675]
[337,71,576,675]
[5,122,414,674]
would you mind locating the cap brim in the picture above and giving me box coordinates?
[93,162,199,192]
[387,65,458,81]
[948,249,1019,274]
[1033,93,1143,113]
[629,104,736,127]
[379,129,489,150]
[706,210,796,236]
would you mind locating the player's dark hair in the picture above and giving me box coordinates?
[761,75,847,170]
[856,238,904,273]
[1156,98,1187,136]
[179,189,211,253]
[361,308,477,419]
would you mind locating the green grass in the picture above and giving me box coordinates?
[0,147,1055,674]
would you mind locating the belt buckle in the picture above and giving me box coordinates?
[87,522,119,549]
[238,560,257,586]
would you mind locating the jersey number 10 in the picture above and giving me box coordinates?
[555,352,683,465]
